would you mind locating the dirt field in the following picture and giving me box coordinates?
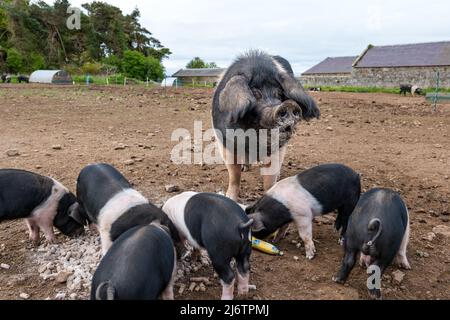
[0,84,449,300]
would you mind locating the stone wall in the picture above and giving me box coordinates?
[178,76,220,86]
[351,66,450,88]
[300,73,353,87]
[300,66,450,88]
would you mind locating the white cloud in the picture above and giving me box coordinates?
[43,0,450,75]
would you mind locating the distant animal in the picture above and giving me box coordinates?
[333,188,411,299]
[1,74,11,83]
[0,169,85,245]
[400,84,423,96]
[17,75,29,83]
[212,51,320,201]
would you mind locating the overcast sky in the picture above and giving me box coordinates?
[44,0,450,76]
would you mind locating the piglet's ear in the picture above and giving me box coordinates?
[219,75,255,123]
[277,72,320,121]
[69,203,88,226]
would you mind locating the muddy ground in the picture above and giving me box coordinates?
[0,84,449,300]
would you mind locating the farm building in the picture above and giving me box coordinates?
[301,56,357,87]
[301,41,450,88]
[172,68,226,86]
[29,70,73,84]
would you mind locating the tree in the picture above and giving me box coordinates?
[207,61,218,68]
[186,57,218,68]
[121,50,164,81]
[6,47,23,72]
[0,1,171,73]
[186,57,206,69]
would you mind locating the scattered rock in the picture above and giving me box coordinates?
[416,250,430,258]
[293,256,300,261]
[190,277,210,284]
[56,271,72,284]
[392,270,405,284]
[6,149,20,157]
[432,225,450,238]
[124,159,135,166]
[114,143,128,150]
[52,145,62,150]
[422,232,436,242]
[0,263,10,270]
[326,127,334,132]
[19,293,30,300]
[165,185,180,193]
[55,292,66,300]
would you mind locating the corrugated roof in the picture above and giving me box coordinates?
[354,41,450,68]
[302,56,357,75]
[172,68,226,77]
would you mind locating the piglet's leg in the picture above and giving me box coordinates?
[40,221,56,244]
[25,219,40,245]
[161,249,177,300]
[220,279,235,301]
[333,250,357,284]
[236,252,253,296]
[293,214,316,260]
[394,222,411,270]
[212,257,235,300]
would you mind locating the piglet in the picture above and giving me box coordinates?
[246,163,361,259]
[91,222,176,300]
[333,188,411,299]
[76,163,176,255]
[0,169,84,244]
[162,192,254,300]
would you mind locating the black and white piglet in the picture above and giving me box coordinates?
[76,163,175,255]
[91,222,176,300]
[0,169,84,244]
[246,164,361,260]
[162,192,254,300]
[333,188,411,299]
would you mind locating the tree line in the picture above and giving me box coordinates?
[0,0,171,81]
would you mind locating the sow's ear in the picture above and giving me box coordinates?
[277,72,320,121]
[219,75,256,123]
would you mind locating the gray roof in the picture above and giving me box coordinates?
[302,56,357,75]
[354,41,450,68]
[172,68,226,77]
